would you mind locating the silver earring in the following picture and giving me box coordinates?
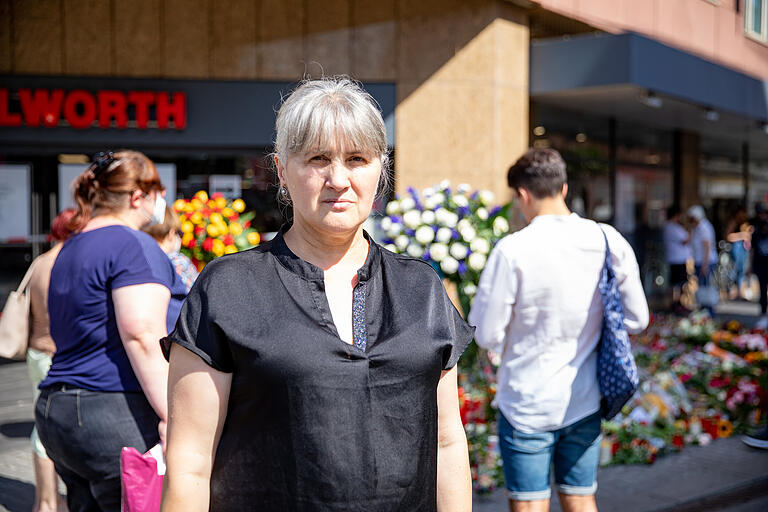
[280,187,288,196]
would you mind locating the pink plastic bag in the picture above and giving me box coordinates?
[120,444,165,512]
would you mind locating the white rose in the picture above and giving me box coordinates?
[443,211,458,228]
[384,244,397,253]
[449,242,469,260]
[460,226,476,242]
[477,207,489,220]
[470,237,490,254]
[429,243,449,262]
[395,235,409,251]
[478,190,495,205]
[380,217,392,231]
[423,196,439,210]
[432,192,445,205]
[421,210,436,225]
[440,256,459,275]
[422,187,435,198]
[400,196,416,211]
[415,226,435,245]
[439,179,451,190]
[462,283,477,296]
[403,210,422,229]
[387,222,403,237]
[436,227,453,243]
[385,200,400,216]
[493,216,509,236]
[407,243,424,258]
[468,252,486,271]
[457,183,471,194]
[457,219,472,232]
[453,194,469,207]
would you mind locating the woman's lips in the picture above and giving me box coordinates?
[323,198,355,210]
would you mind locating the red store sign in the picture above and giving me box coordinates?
[0,88,187,130]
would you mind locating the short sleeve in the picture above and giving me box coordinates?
[111,233,173,291]
[437,278,476,370]
[160,263,234,373]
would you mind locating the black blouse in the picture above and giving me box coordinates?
[161,231,474,511]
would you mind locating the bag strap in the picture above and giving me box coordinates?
[596,222,613,272]
[15,259,38,294]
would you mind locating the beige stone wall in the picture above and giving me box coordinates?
[1,0,529,199]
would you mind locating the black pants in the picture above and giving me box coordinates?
[35,386,159,512]
[755,260,768,315]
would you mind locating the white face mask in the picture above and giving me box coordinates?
[144,194,166,227]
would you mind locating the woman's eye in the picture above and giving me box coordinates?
[348,156,367,164]
[309,155,328,162]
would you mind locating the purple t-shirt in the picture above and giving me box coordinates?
[42,225,186,392]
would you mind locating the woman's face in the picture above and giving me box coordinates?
[278,142,381,236]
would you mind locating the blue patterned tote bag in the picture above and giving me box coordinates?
[597,227,639,420]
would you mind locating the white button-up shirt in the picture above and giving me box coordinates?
[468,213,649,433]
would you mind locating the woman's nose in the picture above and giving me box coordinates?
[325,161,351,190]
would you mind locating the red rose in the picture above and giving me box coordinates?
[223,235,235,246]
[672,434,684,449]
[194,225,205,235]
[243,221,251,228]
[185,238,197,249]
[202,238,214,252]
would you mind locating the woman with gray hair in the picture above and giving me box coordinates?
[160,77,474,511]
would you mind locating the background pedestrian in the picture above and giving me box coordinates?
[27,208,74,512]
[35,150,186,511]
[469,148,649,512]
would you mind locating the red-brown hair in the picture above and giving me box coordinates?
[69,150,164,232]
[49,208,76,242]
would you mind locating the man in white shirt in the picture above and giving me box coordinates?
[468,148,649,512]
[688,205,718,315]
[663,206,691,312]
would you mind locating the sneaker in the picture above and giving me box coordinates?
[742,425,768,449]
[755,316,768,330]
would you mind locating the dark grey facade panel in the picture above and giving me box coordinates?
[0,75,396,150]
[531,32,768,122]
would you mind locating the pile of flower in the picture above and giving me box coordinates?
[600,312,767,465]
[173,191,261,270]
[461,311,768,494]
[378,181,511,313]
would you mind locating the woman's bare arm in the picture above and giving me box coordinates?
[436,366,472,512]
[160,344,232,512]
[113,283,171,443]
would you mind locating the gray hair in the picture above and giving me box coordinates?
[273,76,391,199]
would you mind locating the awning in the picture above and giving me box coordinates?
[531,32,768,157]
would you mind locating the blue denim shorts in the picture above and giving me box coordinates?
[498,411,602,501]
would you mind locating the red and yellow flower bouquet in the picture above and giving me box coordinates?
[173,190,261,270]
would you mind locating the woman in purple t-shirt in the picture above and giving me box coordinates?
[35,150,185,511]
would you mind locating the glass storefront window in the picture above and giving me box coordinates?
[533,104,674,295]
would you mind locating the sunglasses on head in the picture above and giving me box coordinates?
[91,151,116,177]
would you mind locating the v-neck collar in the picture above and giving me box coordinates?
[270,226,381,283]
